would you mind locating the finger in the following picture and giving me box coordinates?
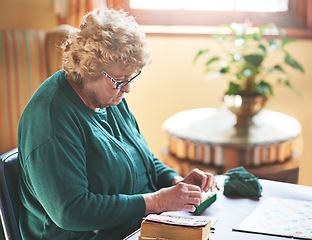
[187,197,201,207]
[187,199,200,207]
[209,177,220,191]
[186,183,202,192]
[190,169,207,190]
[187,191,202,208]
[183,204,196,213]
[216,182,220,191]
[188,190,202,199]
[199,171,214,191]
[199,174,208,191]
[203,173,214,191]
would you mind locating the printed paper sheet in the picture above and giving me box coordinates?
[233,197,312,239]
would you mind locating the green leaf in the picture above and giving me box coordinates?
[255,81,273,96]
[235,73,241,80]
[274,26,295,47]
[267,39,278,47]
[205,56,220,66]
[230,52,241,62]
[243,54,264,68]
[193,48,210,64]
[226,81,241,95]
[273,65,284,72]
[278,78,300,95]
[270,65,285,73]
[220,66,230,73]
[195,23,304,97]
[267,39,280,52]
[276,26,287,44]
[258,25,269,37]
[258,43,266,54]
[285,54,305,73]
[252,34,261,42]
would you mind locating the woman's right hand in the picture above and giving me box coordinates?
[143,182,202,214]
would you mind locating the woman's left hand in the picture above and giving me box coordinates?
[173,168,219,192]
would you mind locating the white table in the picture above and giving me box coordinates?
[125,175,312,240]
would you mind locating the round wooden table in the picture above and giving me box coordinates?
[162,108,302,183]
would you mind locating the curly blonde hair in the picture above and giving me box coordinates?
[62,9,151,87]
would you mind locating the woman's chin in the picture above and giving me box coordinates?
[111,98,123,106]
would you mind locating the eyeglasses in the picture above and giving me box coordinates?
[102,70,142,89]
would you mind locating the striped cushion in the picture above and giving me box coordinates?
[0,30,48,153]
[45,24,76,76]
[0,26,73,154]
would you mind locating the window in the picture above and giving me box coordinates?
[119,0,312,38]
[129,0,289,12]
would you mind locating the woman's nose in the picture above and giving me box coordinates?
[121,82,131,93]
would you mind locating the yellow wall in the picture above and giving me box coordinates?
[127,37,312,187]
[0,0,57,30]
[1,0,312,186]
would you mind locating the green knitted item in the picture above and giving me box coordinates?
[223,166,263,197]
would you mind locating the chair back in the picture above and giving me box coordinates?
[0,148,22,240]
[0,25,75,155]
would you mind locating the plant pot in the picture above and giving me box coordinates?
[223,93,267,127]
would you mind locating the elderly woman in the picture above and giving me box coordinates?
[18,9,217,240]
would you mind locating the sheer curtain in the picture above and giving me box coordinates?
[54,0,124,27]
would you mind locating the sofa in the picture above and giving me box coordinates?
[0,24,75,154]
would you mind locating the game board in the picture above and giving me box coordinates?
[233,197,312,239]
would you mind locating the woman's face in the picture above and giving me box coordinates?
[79,62,138,111]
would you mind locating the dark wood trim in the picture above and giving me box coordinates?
[307,0,312,29]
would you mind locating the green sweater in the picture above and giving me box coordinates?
[18,70,178,240]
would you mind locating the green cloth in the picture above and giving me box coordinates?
[18,70,179,240]
[223,166,262,197]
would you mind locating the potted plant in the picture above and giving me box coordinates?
[194,23,305,126]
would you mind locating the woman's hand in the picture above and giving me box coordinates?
[143,182,201,214]
[143,169,219,214]
[173,168,219,192]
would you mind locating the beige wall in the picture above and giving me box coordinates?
[0,0,57,30]
[1,0,312,186]
[127,37,312,187]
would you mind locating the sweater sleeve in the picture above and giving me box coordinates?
[152,155,180,189]
[24,136,146,232]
